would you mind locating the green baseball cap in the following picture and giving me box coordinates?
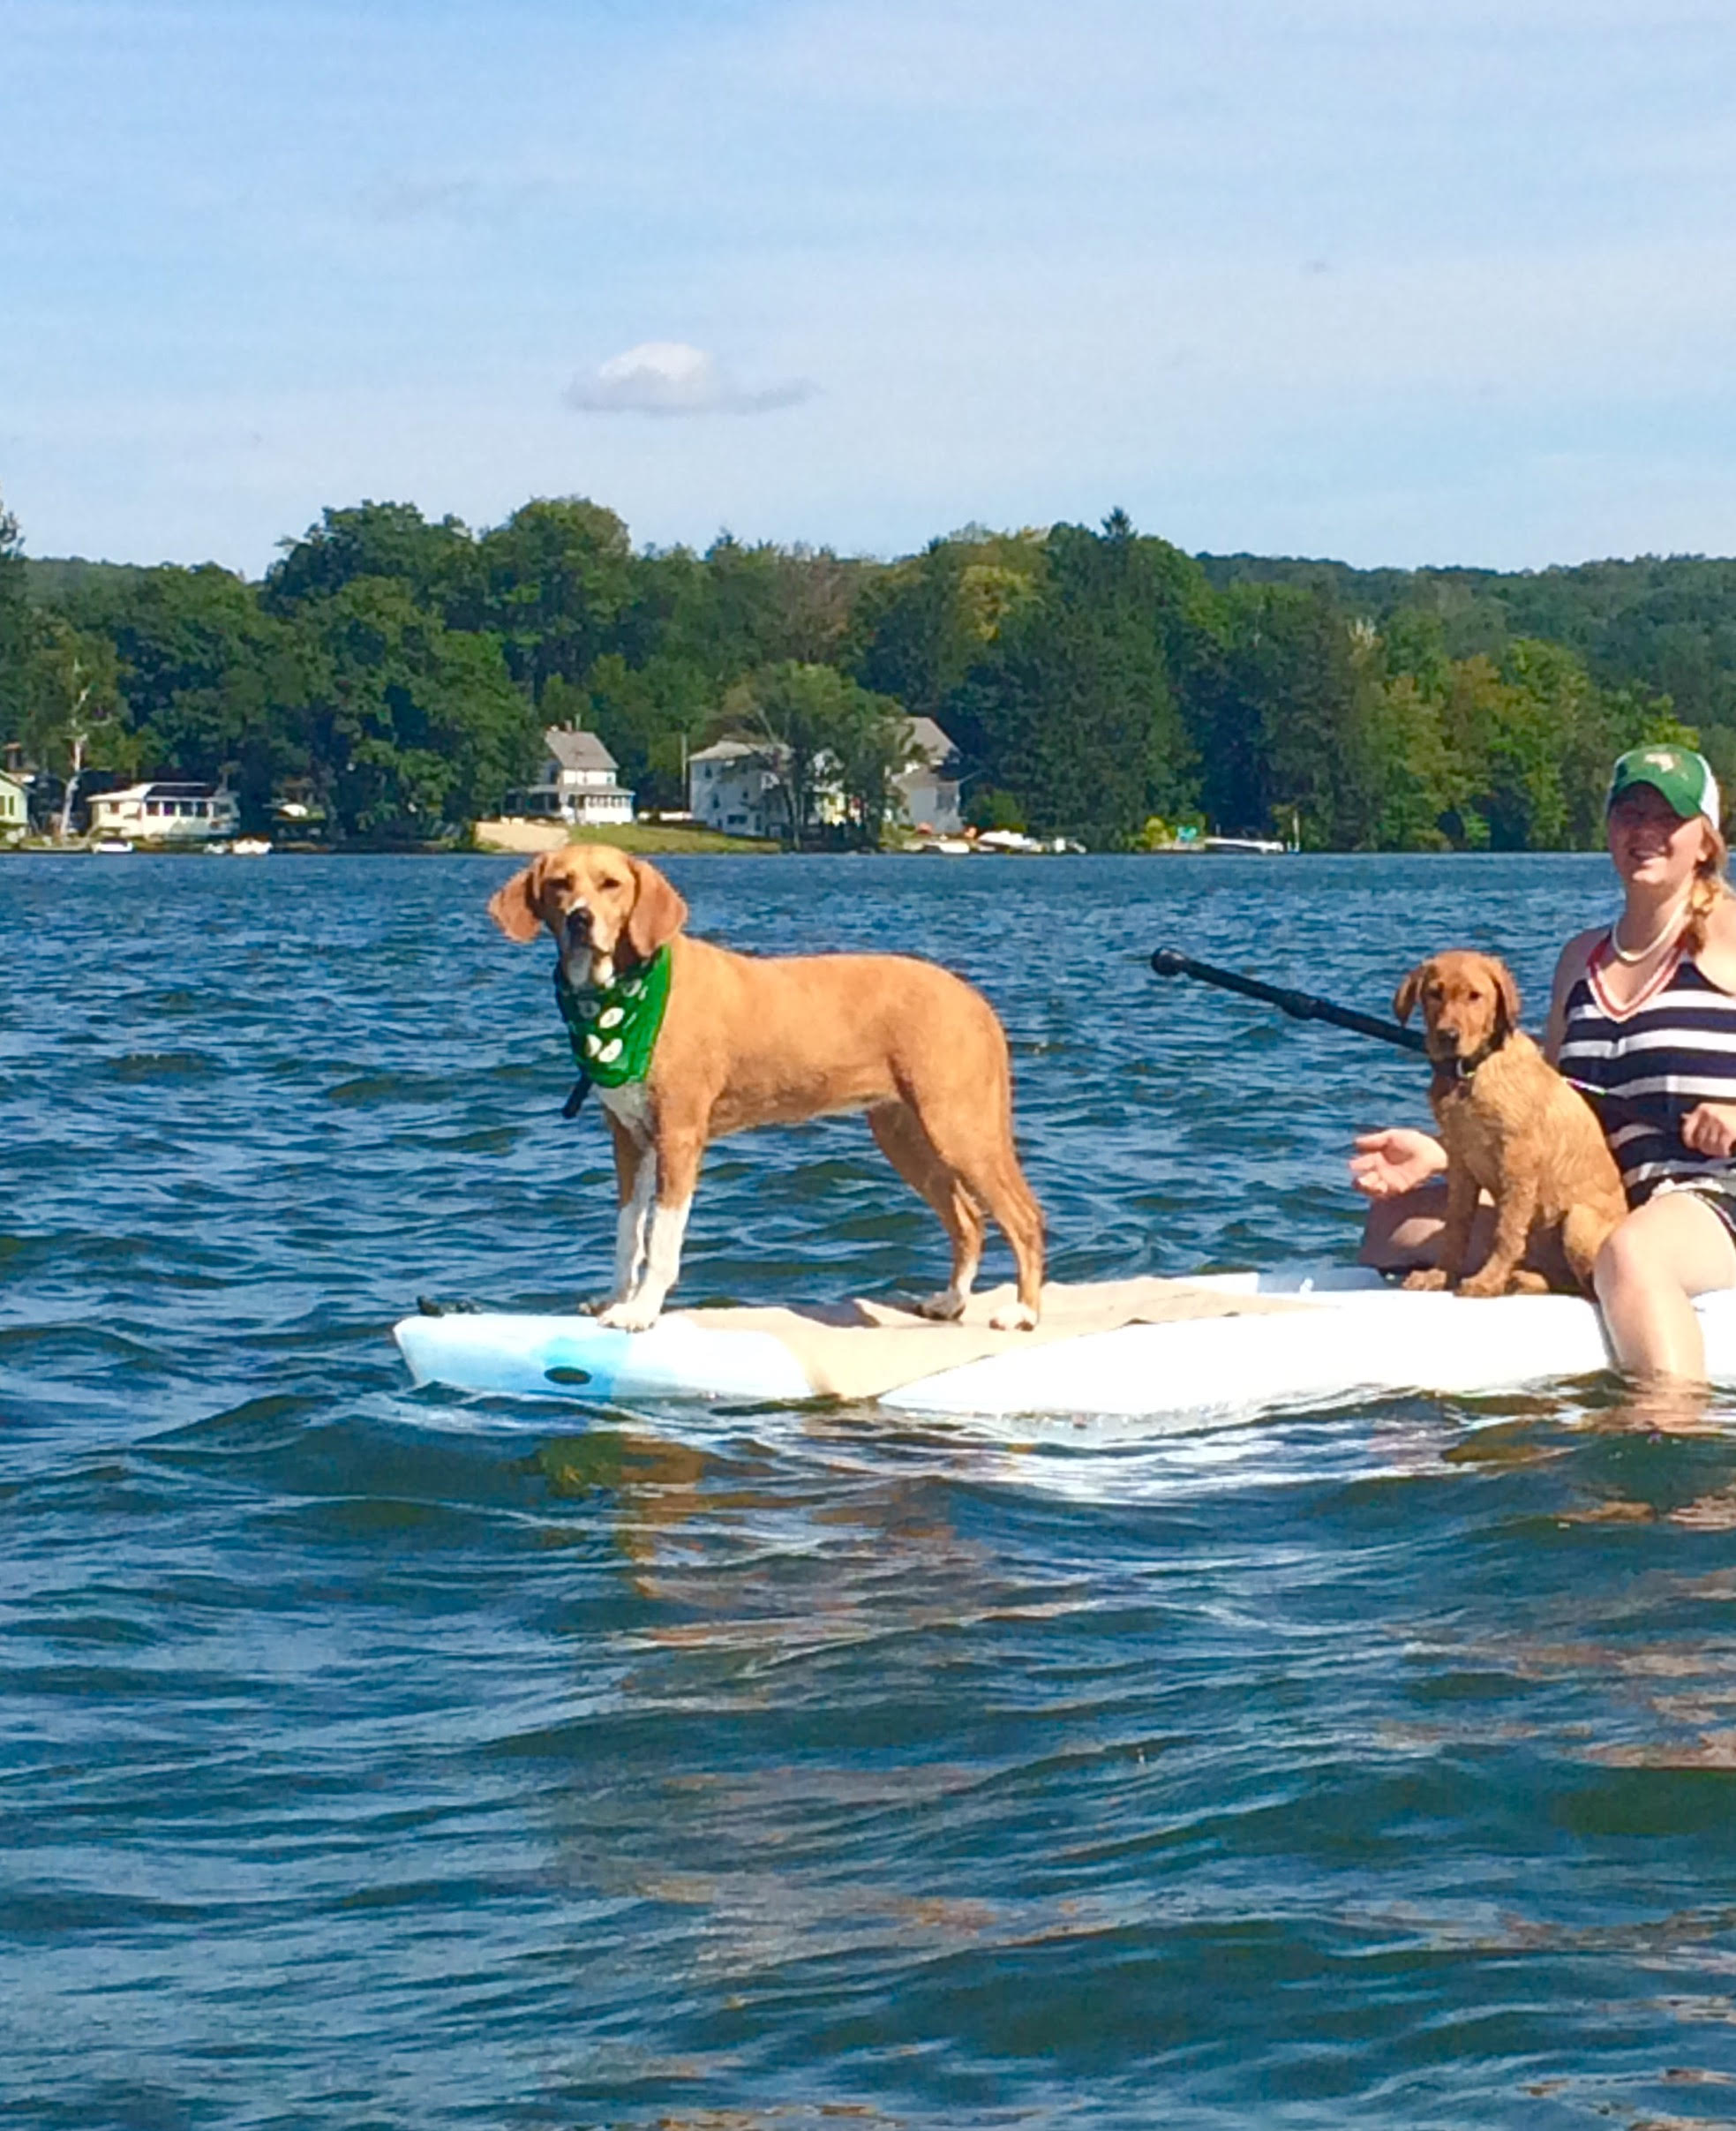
[1606,745,1721,827]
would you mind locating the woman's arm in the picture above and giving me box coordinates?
[1676,898,1736,1156]
[1349,1127,1447,1200]
[1665,898,1736,1156]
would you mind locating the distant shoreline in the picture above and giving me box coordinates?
[3,838,1620,861]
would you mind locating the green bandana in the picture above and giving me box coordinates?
[553,946,672,1088]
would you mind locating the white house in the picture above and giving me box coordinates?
[895,717,963,835]
[688,717,963,840]
[0,771,26,843]
[507,727,635,825]
[687,738,785,840]
[87,782,240,845]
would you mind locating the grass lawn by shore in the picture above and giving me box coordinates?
[472,820,781,856]
[582,824,780,855]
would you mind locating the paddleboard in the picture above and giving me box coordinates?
[394,1269,1736,1426]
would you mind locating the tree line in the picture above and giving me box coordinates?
[3,486,1727,848]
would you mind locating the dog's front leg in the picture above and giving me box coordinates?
[1458,1165,1541,1299]
[586,1118,653,1314]
[597,1128,702,1333]
[1403,1159,1480,1292]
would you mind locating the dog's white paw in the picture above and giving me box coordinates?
[597,1298,662,1333]
[914,1289,966,1322]
[988,1300,1039,1332]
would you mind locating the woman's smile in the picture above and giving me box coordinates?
[1608,790,1705,882]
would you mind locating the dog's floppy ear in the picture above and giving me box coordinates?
[1394,961,1431,1025]
[627,859,688,960]
[485,858,547,944]
[1492,958,1521,1035]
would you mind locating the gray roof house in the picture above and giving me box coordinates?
[687,738,784,840]
[507,727,635,825]
[897,718,962,835]
[688,716,963,840]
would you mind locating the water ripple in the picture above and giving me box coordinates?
[8,853,1736,2124]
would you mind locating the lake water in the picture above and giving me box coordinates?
[8,850,1736,2128]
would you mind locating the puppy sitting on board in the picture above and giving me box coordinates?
[1394,950,1627,1297]
[487,846,1046,1333]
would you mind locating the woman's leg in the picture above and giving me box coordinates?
[1359,1180,1458,1269]
[1358,1184,1567,1284]
[1593,1191,1736,1382]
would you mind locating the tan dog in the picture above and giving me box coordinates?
[1394,950,1627,1297]
[486,847,1045,1332]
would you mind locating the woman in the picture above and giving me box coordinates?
[1354,746,1736,1382]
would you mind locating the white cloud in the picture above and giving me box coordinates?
[564,342,814,418]
[11,0,1736,569]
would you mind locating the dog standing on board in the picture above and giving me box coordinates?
[1394,949,1627,1297]
[486,847,1046,1333]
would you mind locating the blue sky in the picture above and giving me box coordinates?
[4,0,1735,574]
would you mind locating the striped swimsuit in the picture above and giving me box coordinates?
[1558,934,1736,1231]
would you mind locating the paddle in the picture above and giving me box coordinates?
[1147,947,1428,1053]
[1147,945,1676,1132]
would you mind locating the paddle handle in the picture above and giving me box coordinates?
[1149,947,1429,1054]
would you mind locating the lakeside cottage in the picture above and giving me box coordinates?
[687,738,782,840]
[87,782,240,845]
[506,727,635,826]
[0,770,26,844]
[898,716,964,836]
[688,716,962,840]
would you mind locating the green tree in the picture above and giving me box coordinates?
[852,529,1044,720]
[66,564,312,828]
[1182,583,1379,848]
[723,661,911,847]
[566,653,713,813]
[948,516,1193,846]
[263,501,476,614]
[469,498,634,701]
[1363,672,1460,849]
[965,786,1026,832]
[298,577,537,839]
[828,683,921,847]
[0,489,28,747]
[19,616,128,830]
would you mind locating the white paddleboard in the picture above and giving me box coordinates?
[394,1269,1736,1427]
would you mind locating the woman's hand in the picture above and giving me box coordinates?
[1682,1102,1736,1160]
[1349,1127,1448,1201]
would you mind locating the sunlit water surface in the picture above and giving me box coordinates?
[8,852,1736,2128]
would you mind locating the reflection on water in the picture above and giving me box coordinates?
[10,853,1736,2125]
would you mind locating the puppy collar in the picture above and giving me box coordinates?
[1438,1029,1507,1086]
[553,945,672,1095]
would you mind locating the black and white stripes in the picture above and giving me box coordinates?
[1559,941,1736,1203]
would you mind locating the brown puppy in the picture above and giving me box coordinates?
[1394,950,1627,1297]
[487,846,1045,1332]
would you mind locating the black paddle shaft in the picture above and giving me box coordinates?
[1149,947,1428,1053]
[1146,945,1681,1132]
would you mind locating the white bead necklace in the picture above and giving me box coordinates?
[1610,890,1693,965]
